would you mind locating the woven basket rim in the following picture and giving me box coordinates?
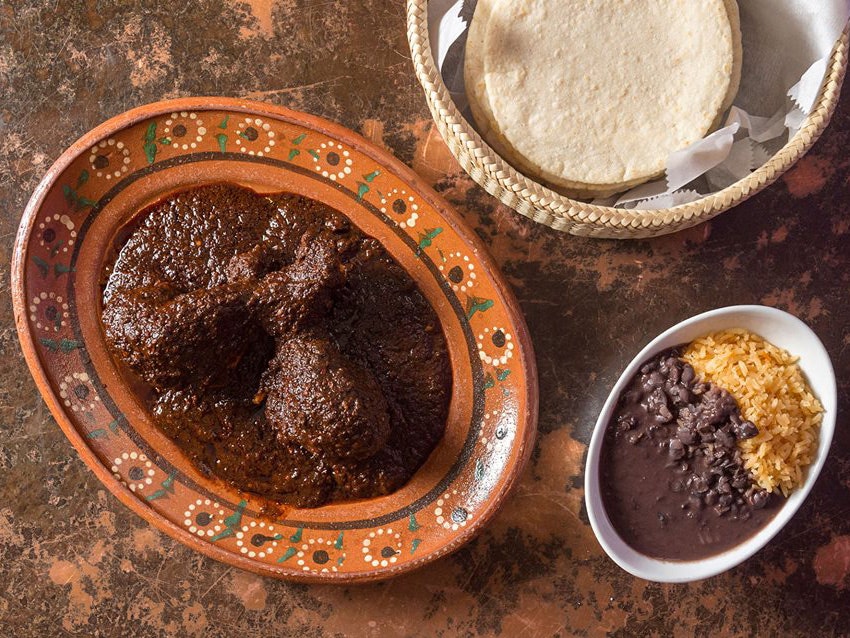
[406,1,849,237]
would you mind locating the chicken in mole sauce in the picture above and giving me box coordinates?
[102,183,452,508]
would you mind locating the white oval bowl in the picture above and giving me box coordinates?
[584,305,837,583]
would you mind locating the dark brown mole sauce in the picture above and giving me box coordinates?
[599,348,781,560]
[101,183,452,508]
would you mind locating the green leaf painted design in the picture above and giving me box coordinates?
[277,546,297,563]
[308,149,320,160]
[363,170,380,182]
[86,420,121,440]
[161,472,175,491]
[356,182,369,200]
[466,296,494,319]
[416,228,443,255]
[54,263,73,276]
[337,555,345,566]
[411,539,422,554]
[288,148,300,160]
[218,115,229,129]
[334,531,344,550]
[32,256,49,278]
[58,339,82,353]
[483,372,495,390]
[146,471,177,501]
[39,338,82,353]
[158,137,172,145]
[222,500,245,527]
[209,529,230,542]
[475,458,485,481]
[236,130,249,140]
[408,514,420,532]
[292,133,306,145]
[496,368,511,381]
[211,499,247,541]
[62,175,97,211]
[143,122,157,164]
[289,527,303,542]
[216,133,227,152]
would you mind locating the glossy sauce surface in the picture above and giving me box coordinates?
[102,183,452,508]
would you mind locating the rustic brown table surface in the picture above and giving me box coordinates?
[1,2,849,636]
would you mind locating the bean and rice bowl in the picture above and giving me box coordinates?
[683,329,823,497]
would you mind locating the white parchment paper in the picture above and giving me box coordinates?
[429,0,849,208]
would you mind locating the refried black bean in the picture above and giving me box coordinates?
[599,347,781,560]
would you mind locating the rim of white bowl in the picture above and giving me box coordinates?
[584,305,837,583]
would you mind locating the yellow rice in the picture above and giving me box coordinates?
[682,329,823,497]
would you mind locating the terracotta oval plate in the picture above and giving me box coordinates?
[12,97,537,582]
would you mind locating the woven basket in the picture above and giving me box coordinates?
[407,2,849,238]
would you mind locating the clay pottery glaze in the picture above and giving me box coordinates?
[12,98,538,581]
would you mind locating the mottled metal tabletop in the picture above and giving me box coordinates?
[1,2,849,636]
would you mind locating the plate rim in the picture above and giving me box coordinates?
[11,96,539,582]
